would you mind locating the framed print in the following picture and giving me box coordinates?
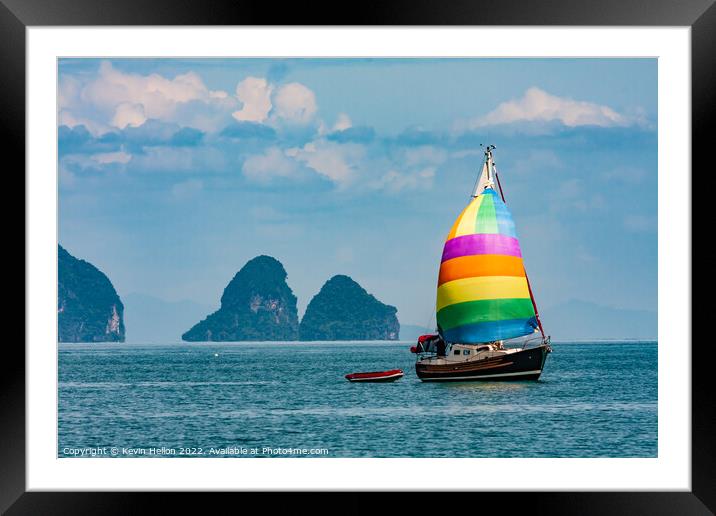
[6,0,714,512]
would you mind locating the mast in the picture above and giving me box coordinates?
[472,144,496,197]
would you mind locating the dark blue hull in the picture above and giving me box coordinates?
[416,345,550,382]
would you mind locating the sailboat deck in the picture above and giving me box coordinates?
[419,344,519,366]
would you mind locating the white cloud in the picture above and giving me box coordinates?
[232,77,273,123]
[59,65,322,135]
[242,147,297,183]
[272,82,317,124]
[62,61,233,132]
[111,102,146,129]
[286,141,360,186]
[332,113,352,132]
[58,75,81,110]
[469,87,632,128]
[83,61,216,119]
[58,109,113,136]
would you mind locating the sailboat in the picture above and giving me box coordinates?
[413,145,552,382]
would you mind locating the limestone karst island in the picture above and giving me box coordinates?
[57,248,401,342]
[58,245,125,342]
[182,255,400,342]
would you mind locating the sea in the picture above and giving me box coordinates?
[58,341,657,458]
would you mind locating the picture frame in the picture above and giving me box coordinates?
[6,0,712,512]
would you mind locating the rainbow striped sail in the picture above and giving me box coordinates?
[436,187,538,343]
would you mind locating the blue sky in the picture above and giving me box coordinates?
[58,58,657,330]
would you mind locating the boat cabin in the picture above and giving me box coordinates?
[417,341,520,366]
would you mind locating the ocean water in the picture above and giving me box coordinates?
[58,341,657,458]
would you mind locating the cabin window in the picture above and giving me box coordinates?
[463,349,471,355]
[453,350,460,356]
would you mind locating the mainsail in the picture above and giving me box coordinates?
[436,177,538,344]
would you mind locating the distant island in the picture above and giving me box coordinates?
[58,245,125,342]
[182,255,299,341]
[181,259,401,342]
[299,275,399,341]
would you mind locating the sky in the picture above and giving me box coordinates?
[57,58,657,330]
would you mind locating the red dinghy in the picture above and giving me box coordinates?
[345,369,404,382]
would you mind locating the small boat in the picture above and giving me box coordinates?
[345,369,404,382]
[414,145,552,382]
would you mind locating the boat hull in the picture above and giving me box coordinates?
[345,369,404,382]
[415,345,549,382]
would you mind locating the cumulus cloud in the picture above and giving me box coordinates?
[273,83,318,124]
[85,61,215,112]
[242,147,298,183]
[232,77,273,123]
[84,62,217,118]
[111,102,146,129]
[58,110,113,136]
[59,62,325,139]
[57,63,456,195]
[58,74,81,110]
[332,113,352,132]
[468,87,633,128]
[60,61,234,134]
[286,141,361,186]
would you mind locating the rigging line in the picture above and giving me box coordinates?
[494,167,507,203]
[423,297,437,334]
[470,161,482,199]
[525,272,546,340]
[495,163,546,340]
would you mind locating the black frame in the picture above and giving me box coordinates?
[5,0,713,513]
